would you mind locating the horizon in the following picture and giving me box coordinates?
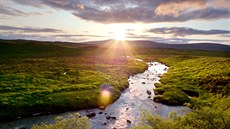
[1,38,230,46]
[0,0,230,45]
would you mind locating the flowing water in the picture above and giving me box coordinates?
[0,61,186,129]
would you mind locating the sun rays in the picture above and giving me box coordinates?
[99,40,135,64]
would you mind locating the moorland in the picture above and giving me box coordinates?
[0,39,229,129]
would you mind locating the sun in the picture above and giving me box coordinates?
[113,28,126,40]
[110,25,127,40]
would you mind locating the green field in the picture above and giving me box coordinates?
[0,40,147,121]
[0,40,230,129]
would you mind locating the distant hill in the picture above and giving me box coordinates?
[1,39,230,51]
[83,40,230,51]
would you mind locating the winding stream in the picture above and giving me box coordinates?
[0,61,186,129]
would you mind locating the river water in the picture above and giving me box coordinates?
[0,61,186,129]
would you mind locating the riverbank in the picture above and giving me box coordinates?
[152,56,229,107]
[133,56,230,129]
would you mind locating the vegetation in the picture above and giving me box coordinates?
[133,95,230,129]
[32,113,90,129]
[1,39,230,129]
[0,40,147,121]
[132,46,230,129]
[152,56,230,106]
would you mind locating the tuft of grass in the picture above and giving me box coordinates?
[154,90,190,105]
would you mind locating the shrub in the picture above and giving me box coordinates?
[134,96,230,129]
[154,90,190,105]
[32,113,90,129]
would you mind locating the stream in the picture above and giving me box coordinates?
[0,61,186,129]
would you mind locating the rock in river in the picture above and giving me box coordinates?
[127,120,131,124]
[147,90,151,95]
[86,112,96,118]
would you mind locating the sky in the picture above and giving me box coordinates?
[0,0,230,45]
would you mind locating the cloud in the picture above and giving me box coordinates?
[1,31,229,45]
[155,0,206,17]
[54,34,107,38]
[147,27,230,37]
[0,4,42,16]
[0,32,106,43]
[8,0,230,23]
[0,25,63,33]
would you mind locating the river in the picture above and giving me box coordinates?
[0,61,186,129]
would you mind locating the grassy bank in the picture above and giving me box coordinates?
[0,40,147,121]
[132,48,230,129]
[153,56,230,106]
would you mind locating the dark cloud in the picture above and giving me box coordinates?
[8,0,230,23]
[147,27,230,37]
[0,26,63,33]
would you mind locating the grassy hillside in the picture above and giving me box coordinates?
[0,40,147,121]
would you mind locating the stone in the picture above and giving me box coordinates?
[147,90,151,95]
[106,116,110,120]
[110,116,116,120]
[86,112,96,118]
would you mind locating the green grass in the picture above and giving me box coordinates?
[1,39,230,129]
[132,46,230,129]
[32,113,90,129]
[151,56,230,106]
[0,40,147,121]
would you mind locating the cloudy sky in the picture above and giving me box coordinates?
[0,0,229,44]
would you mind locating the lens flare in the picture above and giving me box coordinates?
[99,90,111,106]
